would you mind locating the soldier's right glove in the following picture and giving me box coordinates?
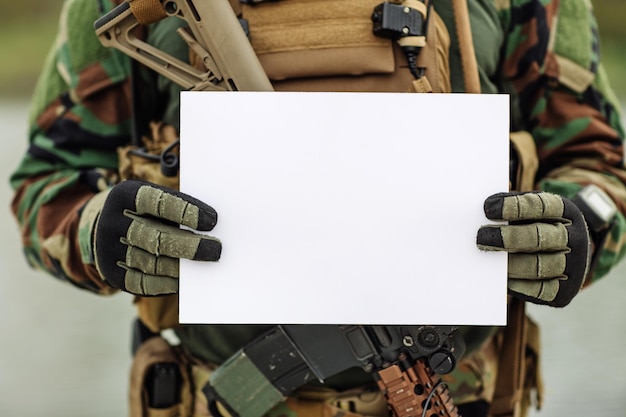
[91,180,221,296]
[477,191,591,307]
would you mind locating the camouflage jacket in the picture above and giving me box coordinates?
[9,0,626,409]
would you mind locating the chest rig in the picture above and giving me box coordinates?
[237,0,454,93]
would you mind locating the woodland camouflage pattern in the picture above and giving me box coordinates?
[9,0,626,412]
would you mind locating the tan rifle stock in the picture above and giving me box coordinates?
[94,0,273,92]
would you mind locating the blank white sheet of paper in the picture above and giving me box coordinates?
[179,91,509,325]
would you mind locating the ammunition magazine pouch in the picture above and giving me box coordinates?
[130,336,195,417]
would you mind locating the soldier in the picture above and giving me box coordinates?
[9,0,626,416]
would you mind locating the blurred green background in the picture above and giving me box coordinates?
[0,0,624,99]
[0,1,64,98]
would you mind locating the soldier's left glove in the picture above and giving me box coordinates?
[477,191,591,307]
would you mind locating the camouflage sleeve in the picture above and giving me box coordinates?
[9,0,133,294]
[497,0,626,284]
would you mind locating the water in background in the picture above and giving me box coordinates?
[1,100,625,416]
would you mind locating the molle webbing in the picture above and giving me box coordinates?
[241,0,452,93]
[242,0,395,82]
[415,8,451,93]
[244,0,387,54]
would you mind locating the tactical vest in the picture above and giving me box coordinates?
[116,2,541,416]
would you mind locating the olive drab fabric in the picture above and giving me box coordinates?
[8,0,626,416]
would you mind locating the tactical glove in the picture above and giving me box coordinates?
[93,180,221,296]
[477,191,591,307]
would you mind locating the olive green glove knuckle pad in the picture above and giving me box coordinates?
[477,192,591,307]
[94,180,222,295]
[122,266,179,296]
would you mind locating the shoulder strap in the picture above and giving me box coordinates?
[451,0,480,93]
[491,298,527,417]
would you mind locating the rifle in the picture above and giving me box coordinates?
[205,324,464,417]
[94,2,464,416]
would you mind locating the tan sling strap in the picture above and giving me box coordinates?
[490,298,544,417]
[451,0,480,93]
[510,131,539,192]
[490,299,527,417]
[491,133,541,417]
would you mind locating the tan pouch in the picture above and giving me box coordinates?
[187,0,452,93]
[130,337,195,417]
[242,0,394,81]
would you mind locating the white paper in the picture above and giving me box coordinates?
[180,92,509,325]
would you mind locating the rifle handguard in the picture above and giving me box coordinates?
[376,358,460,417]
